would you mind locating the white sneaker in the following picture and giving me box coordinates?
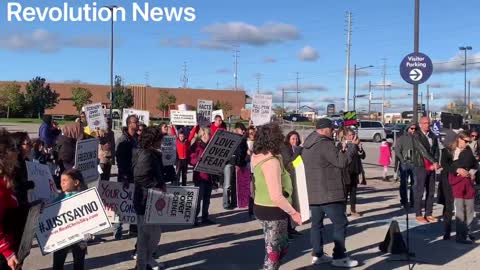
[132,253,137,260]
[331,257,359,268]
[148,259,165,270]
[312,254,333,265]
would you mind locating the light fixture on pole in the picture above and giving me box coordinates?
[106,5,118,118]
[459,46,472,118]
[353,64,374,111]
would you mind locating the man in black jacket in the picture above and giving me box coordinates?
[342,128,365,217]
[302,119,359,268]
[395,123,417,209]
[413,117,440,224]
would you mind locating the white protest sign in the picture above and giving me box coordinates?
[194,130,243,175]
[145,186,199,225]
[292,156,311,223]
[251,94,273,126]
[84,103,107,130]
[197,100,213,127]
[74,138,99,183]
[36,188,111,254]
[26,161,59,202]
[97,181,136,224]
[122,109,150,126]
[211,109,224,122]
[161,136,177,166]
[170,110,197,126]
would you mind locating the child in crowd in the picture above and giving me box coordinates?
[379,139,391,181]
[52,169,90,270]
[171,125,199,186]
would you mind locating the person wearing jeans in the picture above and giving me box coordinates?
[395,123,418,208]
[302,118,359,268]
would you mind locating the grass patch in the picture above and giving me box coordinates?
[0,118,73,125]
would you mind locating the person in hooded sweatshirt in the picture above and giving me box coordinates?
[301,118,359,268]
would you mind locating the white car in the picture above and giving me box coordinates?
[356,121,386,142]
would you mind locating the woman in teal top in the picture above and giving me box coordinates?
[251,123,302,270]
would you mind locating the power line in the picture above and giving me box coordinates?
[233,47,239,90]
[255,73,262,94]
[344,11,352,112]
[180,61,188,88]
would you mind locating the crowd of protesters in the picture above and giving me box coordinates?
[1,112,479,270]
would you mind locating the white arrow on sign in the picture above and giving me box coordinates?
[409,68,423,81]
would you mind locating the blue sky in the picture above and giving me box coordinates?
[1,0,480,113]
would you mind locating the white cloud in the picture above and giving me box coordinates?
[197,40,232,51]
[434,52,480,73]
[160,37,193,48]
[298,46,319,61]
[0,29,110,53]
[276,83,328,92]
[359,80,412,91]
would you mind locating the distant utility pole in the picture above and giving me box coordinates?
[181,61,188,88]
[144,72,150,87]
[233,48,239,90]
[256,73,262,94]
[296,72,300,113]
[381,58,387,123]
[344,11,352,112]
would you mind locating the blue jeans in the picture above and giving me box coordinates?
[310,203,348,259]
[399,163,415,206]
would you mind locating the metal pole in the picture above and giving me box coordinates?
[426,84,430,118]
[412,0,420,124]
[353,64,357,111]
[368,80,372,114]
[468,80,471,116]
[420,91,423,115]
[296,72,299,113]
[282,88,285,116]
[109,8,114,118]
[464,49,468,117]
[344,12,352,112]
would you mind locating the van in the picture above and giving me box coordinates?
[357,121,386,142]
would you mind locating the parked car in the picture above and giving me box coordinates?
[385,123,407,139]
[357,120,386,142]
[283,114,309,122]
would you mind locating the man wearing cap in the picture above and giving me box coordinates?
[302,118,359,268]
[394,123,418,209]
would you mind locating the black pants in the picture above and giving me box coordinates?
[52,243,86,270]
[346,172,359,212]
[195,180,213,221]
[414,167,436,217]
[176,159,188,186]
[100,163,112,181]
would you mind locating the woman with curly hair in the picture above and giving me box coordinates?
[132,127,166,270]
[251,123,302,270]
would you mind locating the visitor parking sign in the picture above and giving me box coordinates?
[399,52,433,85]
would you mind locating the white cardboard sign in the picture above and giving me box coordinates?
[74,138,99,183]
[170,110,197,126]
[251,94,273,126]
[211,109,224,122]
[292,156,311,223]
[145,186,199,225]
[197,100,213,127]
[84,103,107,130]
[26,161,59,202]
[97,181,136,224]
[122,109,150,126]
[36,188,111,254]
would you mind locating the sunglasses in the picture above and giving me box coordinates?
[462,138,472,143]
[409,127,416,130]
[471,135,478,138]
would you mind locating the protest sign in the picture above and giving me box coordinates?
[170,110,198,126]
[17,201,42,263]
[194,130,243,175]
[97,181,136,224]
[122,108,150,126]
[145,186,199,225]
[211,109,224,122]
[84,103,107,130]
[292,156,311,222]
[161,136,177,166]
[251,94,273,126]
[36,188,111,254]
[197,99,213,127]
[74,138,99,183]
[343,111,358,126]
[236,166,251,208]
[26,161,59,202]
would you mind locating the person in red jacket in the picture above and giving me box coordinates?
[171,125,199,186]
[0,129,21,270]
[210,115,226,136]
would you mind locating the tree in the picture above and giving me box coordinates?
[111,75,134,109]
[272,105,287,117]
[71,87,92,113]
[157,90,177,117]
[0,83,25,118]
[441,98,465,114]
[216,100,233,117]
[24,77,60,118]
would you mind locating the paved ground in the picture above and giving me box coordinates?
[2,123,480,269]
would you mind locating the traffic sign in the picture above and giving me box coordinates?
[399,52,433,85]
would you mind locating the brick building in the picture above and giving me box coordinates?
[0,81,247,118]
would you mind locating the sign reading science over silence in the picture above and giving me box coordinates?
[145,186,199,225]
[84,103,107,130]
[194,129,243,176]
[36,188,111,254]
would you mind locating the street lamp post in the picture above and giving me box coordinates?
[353,64,374,111]
[459,46,472,118]
[107,5,117,119]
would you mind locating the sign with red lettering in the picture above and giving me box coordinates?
[26,161,59,202]
[193,129,243,175]
[97,181,136,224]
[36,188,111,254]
[144,186,199,225]
[236,166,251,208]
